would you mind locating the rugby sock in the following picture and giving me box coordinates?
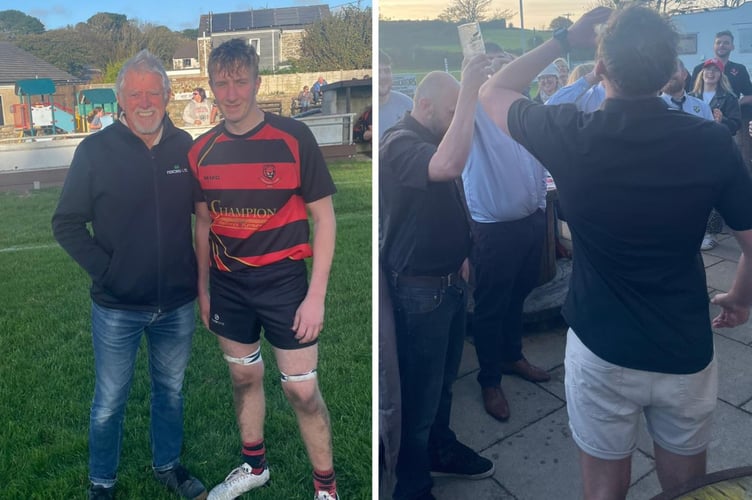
[242,440,267,474]
[313,468,337,496]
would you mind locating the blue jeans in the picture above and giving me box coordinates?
[89,301,195,487]
[390,280,465,500]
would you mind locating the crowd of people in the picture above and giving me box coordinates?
[53,41,340,500]
[380,6,752,500]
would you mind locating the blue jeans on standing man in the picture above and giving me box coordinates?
[390,277,466,500]
[88,300,195,487]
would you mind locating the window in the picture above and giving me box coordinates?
[0,95,4,126]
[249,38,261,56]
[677,34,697,55]
[182,58,192,68]
[738,27,752,54]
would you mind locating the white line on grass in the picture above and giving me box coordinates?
[0,243,59,253]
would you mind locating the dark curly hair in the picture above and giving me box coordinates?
[597,6,678,97]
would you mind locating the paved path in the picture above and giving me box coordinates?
[433,233,752,500]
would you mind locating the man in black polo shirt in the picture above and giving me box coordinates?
[480,6,752,499]
[380,57,494,500]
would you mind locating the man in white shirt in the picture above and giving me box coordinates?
[661,60,713,120]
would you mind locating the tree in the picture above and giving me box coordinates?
[549,16,574,31]
[0,10,44,38]
[583,0,707,15]
[488,8,517,22]
[296,5,372,71]
[438,0,494,23]
[140,24,187,66]
[181,28,199,39]
[16,29,97,79]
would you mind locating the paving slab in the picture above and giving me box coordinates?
[416,245,752,500]
[705,259,739,292]
[714,334,752,406]
[703,233,740,261]
[451,371,565,452]
[433,474,513,499]
[706,400,752,471]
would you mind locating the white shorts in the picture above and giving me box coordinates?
[564,329,717,460]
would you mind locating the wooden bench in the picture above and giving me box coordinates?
[257,101,283,115]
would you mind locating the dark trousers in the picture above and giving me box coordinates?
[471,210,545,388]
[390,279,465,500]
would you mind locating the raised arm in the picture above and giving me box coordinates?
[427,54,491,181]
[480,7,612,134]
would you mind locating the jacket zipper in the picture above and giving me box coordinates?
[151,144,163,314]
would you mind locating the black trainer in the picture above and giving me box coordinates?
[154,464,208,499]
[429,440,495,479]
[88,484,115,500]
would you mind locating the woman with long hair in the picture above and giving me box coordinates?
[690,58,741,135]
[690,58,742,251]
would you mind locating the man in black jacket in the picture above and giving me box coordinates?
[52,50,206,500]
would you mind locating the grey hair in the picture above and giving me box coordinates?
[115,49,171,98]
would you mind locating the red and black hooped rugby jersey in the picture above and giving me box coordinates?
[188,113,336,271]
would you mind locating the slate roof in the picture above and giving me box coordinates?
[199,4,330,34]
[0,41,80,86]
[173,41,198,59]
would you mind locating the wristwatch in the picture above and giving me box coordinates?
[553,27,570,54]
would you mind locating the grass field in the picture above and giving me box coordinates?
[0,158,372,499]
[380,19,598,94]
[380,20,553,75]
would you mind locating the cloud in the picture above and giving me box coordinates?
[28,4,70,19]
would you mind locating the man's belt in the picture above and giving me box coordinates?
[390,271,460,289]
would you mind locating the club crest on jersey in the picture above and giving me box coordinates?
[261,164,280,185]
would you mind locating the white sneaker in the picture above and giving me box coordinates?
[701,234,717,251]
[207,463,269,500]
[314,492,340,500]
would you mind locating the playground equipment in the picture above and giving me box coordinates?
[76,88,117,132]
[11,79,76,137]
[9,80,118,138]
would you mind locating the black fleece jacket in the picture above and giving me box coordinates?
[52,117,198,312]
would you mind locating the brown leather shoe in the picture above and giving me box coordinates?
[500,358,551,383]
[481,386,510,422]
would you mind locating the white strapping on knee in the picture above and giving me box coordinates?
[280,368,317,383]
[223,346,262,366]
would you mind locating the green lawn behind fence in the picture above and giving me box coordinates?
[0,159,373,499]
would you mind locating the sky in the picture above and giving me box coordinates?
[378,0,589,30]
[9,0,371,32]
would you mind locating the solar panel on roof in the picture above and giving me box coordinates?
[212,14,229,32]
[232,12,252,29]
[206,4,330,33]
[252,12,274,28]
